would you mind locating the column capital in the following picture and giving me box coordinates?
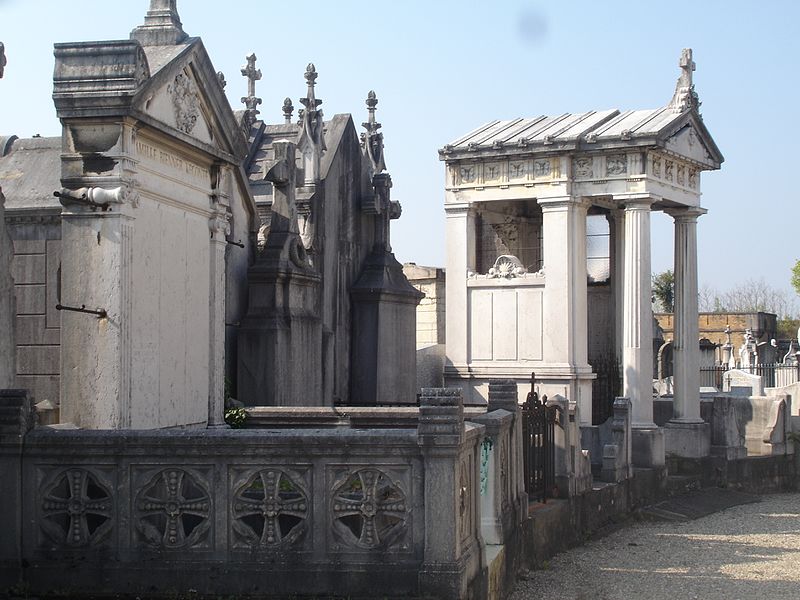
[537,195,591,212]
[664,206,707,221]
[444,202,471,216]
[615,193,660,210]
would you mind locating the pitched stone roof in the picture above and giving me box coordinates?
[0,136,61,210]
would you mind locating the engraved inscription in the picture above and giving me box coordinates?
[135,140,206,181]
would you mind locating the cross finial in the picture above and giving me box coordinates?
[282,97,294,124]
[240,53,262,127]
[669,47,701,113]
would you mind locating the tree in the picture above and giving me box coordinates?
[792,260,800,297]
[652,270,674,312]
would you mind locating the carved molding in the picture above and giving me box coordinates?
[168,71,200,135]
[39,468,114,549]
[135,468,212,550]
[231,468,309,549]
[330,468,408,551]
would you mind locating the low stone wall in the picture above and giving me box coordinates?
[0,388,528,599]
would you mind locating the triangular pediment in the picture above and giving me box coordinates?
[660,112,723,170]
[132,39,248,161]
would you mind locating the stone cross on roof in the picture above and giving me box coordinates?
[240,53,262,127]
[362,90,386,173]
[669,48,701,113]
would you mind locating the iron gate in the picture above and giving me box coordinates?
[521,372,558,503]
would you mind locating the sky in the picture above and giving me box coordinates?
[1,0,798,306]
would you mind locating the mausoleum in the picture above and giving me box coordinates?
[439,49,723,464]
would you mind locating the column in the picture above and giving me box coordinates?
[539,196,592,424]
[444,202,475,371]
[668,207,706,423]
[208,206,229,427]
[621,198,655,427]
[609,209,625,365]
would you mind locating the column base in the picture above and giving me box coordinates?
[664,420,710,458]
[631,427,665,468]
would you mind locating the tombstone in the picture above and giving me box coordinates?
[51,2,254,428]
[723,368,764,397]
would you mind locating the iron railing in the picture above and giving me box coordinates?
[521,373,557,503]
[699,363,800,390]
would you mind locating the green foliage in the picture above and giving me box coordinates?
[224,407,247,429]
[777,317,800,340]
[792,260,800,297]
[652,269,675,312]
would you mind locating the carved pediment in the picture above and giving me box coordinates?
[663,123,718,169]
[141,65,215,145]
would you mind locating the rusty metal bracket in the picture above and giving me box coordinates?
[56,304,107,319]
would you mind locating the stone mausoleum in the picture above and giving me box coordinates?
[439,49,723,464]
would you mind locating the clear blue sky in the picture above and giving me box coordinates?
[1,0,798,305]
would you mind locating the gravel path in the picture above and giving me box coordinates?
[510,492,800,600]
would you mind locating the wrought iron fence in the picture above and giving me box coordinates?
[521,373,557,503]
[699,363,800,390]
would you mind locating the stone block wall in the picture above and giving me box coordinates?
[403,263,446,348]
[6,214,61,407]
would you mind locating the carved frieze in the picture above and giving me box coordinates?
[330,467,409,551]
[231,468,309,549]
[459,165,476,184]
[533,159,551,178]
[652,156,662,178]
[665,160,674,182]
[39,468,114,548]
[606,155,627,176]
[509,161,526,179]
[676,164,686,186]
[573,157,593,178]
[688,167,698,189]
[134,467,212,550]
[168,71,200,135]
[484,162,502,182]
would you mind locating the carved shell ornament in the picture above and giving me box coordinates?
[168,72,200,135]
[488,255,528,278]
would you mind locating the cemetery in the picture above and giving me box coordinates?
[0,2,798,599]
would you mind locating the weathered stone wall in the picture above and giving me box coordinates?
[0,190,15,389]
[656,311,778,349]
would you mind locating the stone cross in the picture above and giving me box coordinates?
[678,48,695,88]
[240,53,262,126]
[297,63,326,185]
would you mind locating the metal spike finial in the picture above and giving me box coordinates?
[282,97,294,125]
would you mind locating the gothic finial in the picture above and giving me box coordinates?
[669,48,701,113]
[0,42,6,79]
[297,62,326,186]
[362,90,386,173]
[217,71,226,90]
[240,53,262,127]
[130,0,188,46]
[282,97,294,124]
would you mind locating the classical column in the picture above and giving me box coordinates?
[539,196,592,424]
[444,202,475,371]
[621,198,655,427]
[609,209,625,365]
[667,207,706,423]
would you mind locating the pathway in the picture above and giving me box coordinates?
[510,492,800,600]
